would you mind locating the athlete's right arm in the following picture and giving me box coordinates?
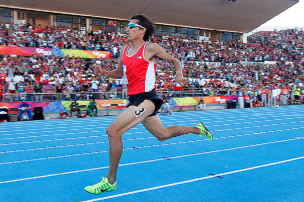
[94,47,124,79]
[104,57,123,79]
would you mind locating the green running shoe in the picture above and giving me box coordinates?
[196,122,213,141]
[84,177,117,195]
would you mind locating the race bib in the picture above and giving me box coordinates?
[134,107,146,118]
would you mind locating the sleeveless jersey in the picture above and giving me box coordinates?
[122,42,156,95]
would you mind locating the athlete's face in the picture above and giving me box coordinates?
[126,19,145,42]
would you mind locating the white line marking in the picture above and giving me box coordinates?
[0,135,101,146]
[82,155,304,202]
[0,138,300,184]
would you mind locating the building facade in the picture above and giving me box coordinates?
[0,7,244,42]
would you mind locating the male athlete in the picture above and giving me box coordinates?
[84,14,213,195]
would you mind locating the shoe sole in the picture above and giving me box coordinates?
[84,187,116,195]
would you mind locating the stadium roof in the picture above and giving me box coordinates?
[0,0,299,33]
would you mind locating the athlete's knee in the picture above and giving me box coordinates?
[106,127,122,139]
[156,135,167,142]
[155,130,170,142]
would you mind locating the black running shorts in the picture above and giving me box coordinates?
[127,89,163,117]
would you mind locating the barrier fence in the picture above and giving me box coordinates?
[1,89,241,103]
[0,95,239,113]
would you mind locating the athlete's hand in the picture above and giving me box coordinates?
[176,72,187,85]
[93,64,105,76]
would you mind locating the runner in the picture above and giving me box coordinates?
[84,14,213,195]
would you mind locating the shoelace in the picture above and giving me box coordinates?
[94,178,112,190]
[92,178,105,188]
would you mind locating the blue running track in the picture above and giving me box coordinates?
[0,105,303,202]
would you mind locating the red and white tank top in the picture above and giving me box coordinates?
[122,42,156,95]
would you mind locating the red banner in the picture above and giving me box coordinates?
[108,20,117,27]
[96,99,127,109]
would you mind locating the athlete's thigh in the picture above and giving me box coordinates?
[107,100,155,135]
[141,115,167,138]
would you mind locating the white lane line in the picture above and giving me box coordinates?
[4,121,301,146]
[2,116,302,132]
[0,121,304,165]
[0,135,101,146]
[0,136,154,155]
[83,155,304,201]
[0,138,300,184]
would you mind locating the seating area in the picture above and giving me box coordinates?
[0,22,303,107]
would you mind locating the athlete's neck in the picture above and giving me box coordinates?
[130,39,145,49]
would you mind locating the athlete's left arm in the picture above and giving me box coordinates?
[147,43,186,84]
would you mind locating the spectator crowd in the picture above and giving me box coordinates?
[0,22,303,105]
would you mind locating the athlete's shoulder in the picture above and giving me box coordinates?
[146,42,159,48]
[121,44,130,52]
[120,44,130,57]
[146,42,163,52]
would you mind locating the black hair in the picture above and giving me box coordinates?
[130,14,155,41]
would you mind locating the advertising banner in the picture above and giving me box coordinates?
[0,96,238,113]
[0,46,111,59]
[171,96,238,106]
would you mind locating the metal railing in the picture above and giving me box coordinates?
[1,89,243,102]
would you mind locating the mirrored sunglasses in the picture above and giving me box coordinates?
[126,23,144,29]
